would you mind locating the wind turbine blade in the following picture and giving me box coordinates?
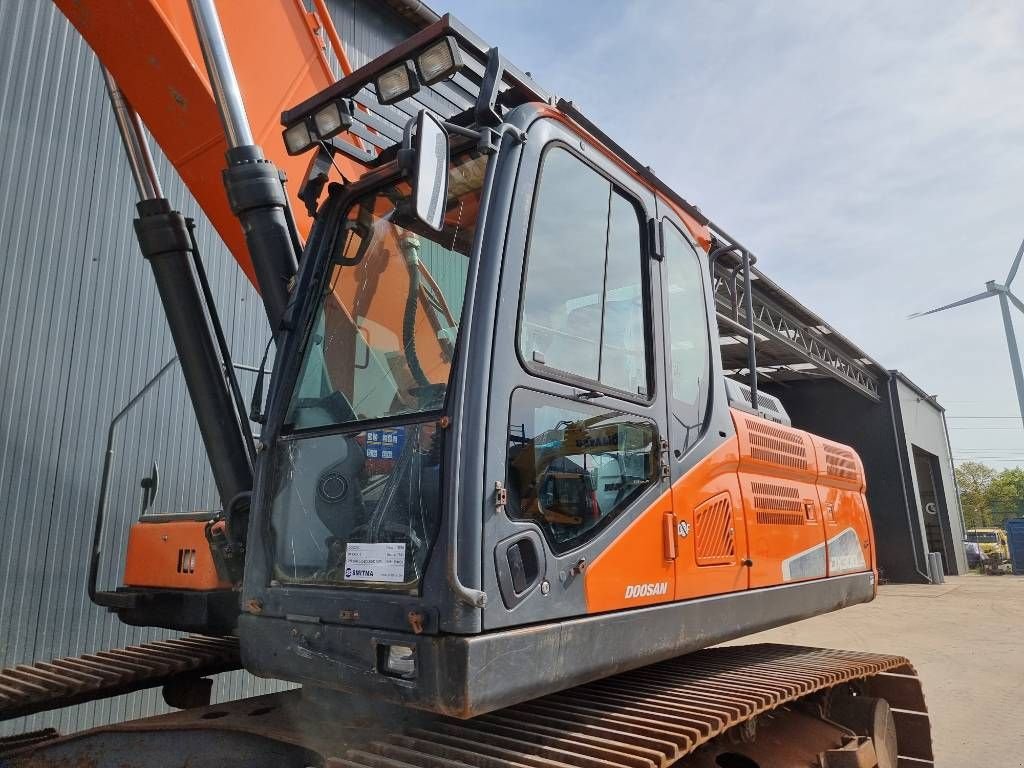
[997,293,1024,430]
[907,290,994,319]
[1006,235,1024,287]
[1003,294,1024,319]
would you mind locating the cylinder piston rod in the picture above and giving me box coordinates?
[186,0,300,335]
[102,69,163,201]
[186,0,253,150]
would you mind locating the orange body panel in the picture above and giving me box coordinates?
[732,410,829,588]
[584,412,874,614]
[123,520,230,590]
[809,435,874,578]
[584,488,675,613]
[53,0,367,285]
[673,439,750,600]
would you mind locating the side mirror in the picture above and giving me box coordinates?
[412,110,449,231]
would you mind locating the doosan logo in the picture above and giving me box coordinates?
[624,582,668,599]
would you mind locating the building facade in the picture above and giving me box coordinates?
[0,0,417,737]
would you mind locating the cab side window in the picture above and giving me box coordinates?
[663,222,711,449]
[506,389,660,554]
[519,147,649,397]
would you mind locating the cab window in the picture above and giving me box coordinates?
[506,389,659,554]
[663,222,711,450]
[519,147,650,397]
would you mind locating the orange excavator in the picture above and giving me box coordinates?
[0,2,933,766]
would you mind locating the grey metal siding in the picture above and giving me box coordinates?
[0,0,412,737]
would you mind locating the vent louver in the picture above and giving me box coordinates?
[751,481,806,525]
[745,418,809,470]
[176,548,197,575]
[694,493,736,565]
[824,443,859,482]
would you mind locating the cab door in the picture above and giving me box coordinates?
[656,213,750,600]
[480,115,675,629]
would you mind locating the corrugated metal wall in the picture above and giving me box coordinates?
[0,0,414,737]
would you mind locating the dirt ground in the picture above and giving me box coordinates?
[729,574,1024,767]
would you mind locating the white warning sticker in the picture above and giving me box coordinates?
[344,542,406,583]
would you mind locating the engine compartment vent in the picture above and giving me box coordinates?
[744,418,809,471]
[693,493,737,565]
[176,548,197,575]
[751,481,806,525]
[724,378,791,426]
[824,443,859,481]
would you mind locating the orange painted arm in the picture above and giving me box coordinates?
[53,0,369,286]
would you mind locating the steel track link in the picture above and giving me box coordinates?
[0,636,240,721]
[334,644,931,768]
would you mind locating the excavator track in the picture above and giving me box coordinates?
[3,643,932,768]
[333,644,932,768]
[0,635,240,722]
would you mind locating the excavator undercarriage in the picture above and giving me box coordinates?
[1,643,931,768]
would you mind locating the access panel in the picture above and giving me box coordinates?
[733,411,828,588]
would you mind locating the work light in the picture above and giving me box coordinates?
[416,36,463,85]
[313,100,351,140]
[283,120,315,155]
[381,643,416,679]
[375,60,420,105]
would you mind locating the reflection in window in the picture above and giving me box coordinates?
[285,151,487,432]
[507,390,659,554]
[520,148,649,395]
[663,222,711,450]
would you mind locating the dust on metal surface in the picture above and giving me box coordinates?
[335,644,930,768]
[0,636,240,722]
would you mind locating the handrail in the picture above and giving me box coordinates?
[89,357,180,607]
[88,357,263,606]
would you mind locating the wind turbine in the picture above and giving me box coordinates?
[910,236,1024,429]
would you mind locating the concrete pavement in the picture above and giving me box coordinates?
[730,574,1024,767]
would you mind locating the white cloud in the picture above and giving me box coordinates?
[445,0,1024,464]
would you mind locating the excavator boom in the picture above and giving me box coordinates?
[53,0,366,283]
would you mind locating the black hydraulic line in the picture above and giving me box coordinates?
[133,198,254,513]
[184,219,256,460]
[400,234,431,387]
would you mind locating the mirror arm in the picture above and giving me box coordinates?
[396,117,417,175]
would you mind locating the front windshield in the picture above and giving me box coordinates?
[967,531,999,544]
[286,150,488,431]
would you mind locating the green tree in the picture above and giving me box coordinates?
[986,468,1024,527]
[955,462,1024,529]
[955,461,996,528]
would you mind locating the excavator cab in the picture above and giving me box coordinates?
[92,14,876,720]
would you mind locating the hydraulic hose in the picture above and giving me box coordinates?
[400,233,431,388]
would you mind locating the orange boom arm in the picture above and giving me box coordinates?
[53,0,367,284]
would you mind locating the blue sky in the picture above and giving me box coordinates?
[441,0,1024,467]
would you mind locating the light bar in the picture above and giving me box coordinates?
[313,100,351,140]
[376,60,420,105]
[282,99,353,156]
[415,36,463,85]
[283,121,315,155]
